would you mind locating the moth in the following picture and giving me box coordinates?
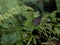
[33,16,42,25]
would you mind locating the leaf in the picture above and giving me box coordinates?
[27,36,33,45]
[55,27,60,35]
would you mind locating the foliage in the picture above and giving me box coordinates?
[0,0,60,45]
[56,0,60,12]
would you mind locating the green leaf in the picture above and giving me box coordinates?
[55,27,60,35]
